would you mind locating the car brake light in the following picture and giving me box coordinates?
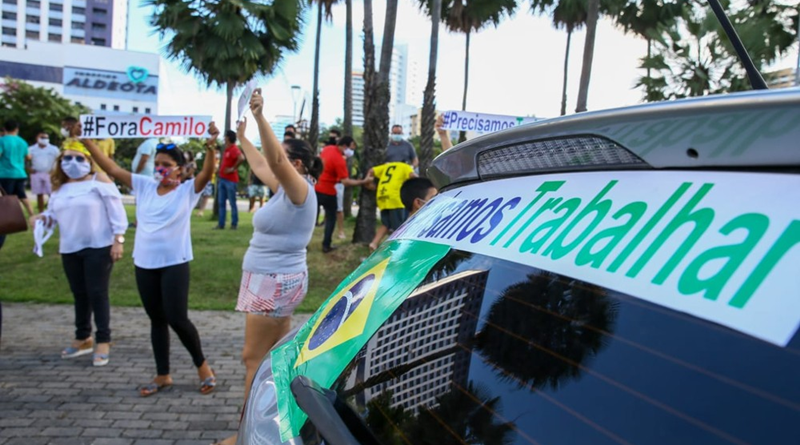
[477,136,647,178]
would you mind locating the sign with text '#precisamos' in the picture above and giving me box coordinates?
[79,114,212,139]
[440,110,541,134]
[390,170,800,347]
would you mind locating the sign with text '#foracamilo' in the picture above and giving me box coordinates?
[79,114,212,139]
[440,110,541,135]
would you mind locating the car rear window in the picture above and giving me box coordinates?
[300,249,800,445]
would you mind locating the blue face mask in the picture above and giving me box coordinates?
[390,134,403,142]
[61,158,91,179]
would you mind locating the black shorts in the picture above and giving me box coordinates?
[0,178,27,199]
[380,208,406,231]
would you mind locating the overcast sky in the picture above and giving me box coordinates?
[127,0,799,133]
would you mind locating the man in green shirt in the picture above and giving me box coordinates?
[0,120,34,217]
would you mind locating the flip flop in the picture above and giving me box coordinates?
[200,371,217,395]
[93,352,109,367]
[138,382,172,397]
[62,344,93,359]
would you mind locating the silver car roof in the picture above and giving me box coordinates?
[429,87,800,190]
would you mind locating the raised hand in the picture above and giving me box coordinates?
[250,88,264,117]
[236,117,247,140]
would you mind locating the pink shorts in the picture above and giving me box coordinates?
[236,270,308,318]
[30,172,52,195]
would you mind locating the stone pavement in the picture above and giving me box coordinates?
[0,303,310,445]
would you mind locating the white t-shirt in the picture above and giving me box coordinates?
[131,138,158,177]
[29,143,60,173]
[44,176,128,254]
[131,174,203,269]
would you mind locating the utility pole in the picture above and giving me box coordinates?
[795,9,800,86]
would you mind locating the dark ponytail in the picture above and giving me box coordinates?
[285,139,323,180]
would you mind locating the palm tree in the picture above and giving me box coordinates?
[343,0,354,136]
[148,0,303,131]
[575,0,599,113]
[309,0,339,150]
[416,0,443,176]
[442,0,517,142]
[354,0,400,243]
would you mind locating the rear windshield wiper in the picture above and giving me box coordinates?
[707,0,768,90]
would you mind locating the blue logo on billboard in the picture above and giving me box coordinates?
[126,66,149,84]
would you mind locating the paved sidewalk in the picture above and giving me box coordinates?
[0,303,310,445]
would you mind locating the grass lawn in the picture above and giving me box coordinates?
[0,203,372,313]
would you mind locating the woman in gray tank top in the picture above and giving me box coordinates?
[214,89,322,445]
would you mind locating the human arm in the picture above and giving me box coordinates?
[250,88,309,205]
[436,114,453,151]
[194,123,220,193]
[81,138,132,189]
[237,118,278,194]
[223,150,245,175]
[134,154,149,174]
[96,173,127,262]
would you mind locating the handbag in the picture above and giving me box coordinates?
[0,184,28,235]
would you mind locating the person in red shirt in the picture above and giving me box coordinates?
[215,130,245,230]
[314,136,371,252]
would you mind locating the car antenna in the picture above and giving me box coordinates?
[707,0,768,90]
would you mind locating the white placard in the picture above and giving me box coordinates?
[392,170,800,346]
[440,110,541,135]
[79,114,212,139]
[237,79,258,123]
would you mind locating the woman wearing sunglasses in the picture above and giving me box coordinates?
[82,129,219,397]
[30,144,128,367]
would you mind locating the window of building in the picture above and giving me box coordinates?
[1,42,14,47]
[145,108,151,114]
[92,7,107,16]
[91,22,106,31]
[50,3,63,12]
[48,33,60,42]
[72,21,83,29]
[113,105,119,111]
[2,12,16,20]
[2,27,14,36]
[72,6,86,15]
[28,0,41,7]
[70,37,84,43]
[133,107,139,113]
[90,37,105,46]
[2,0,16,5]
[100,104,106,111]
[25,30,38,38]
[26,16,40,24]
[49,18,62,27]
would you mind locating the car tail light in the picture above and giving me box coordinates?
[477,136,647,178]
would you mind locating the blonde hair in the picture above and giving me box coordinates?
[51,151,96,192]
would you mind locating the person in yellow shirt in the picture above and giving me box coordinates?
[92,139,115,176]
[365,161,416,251]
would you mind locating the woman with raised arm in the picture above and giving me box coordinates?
[214,89,322,445]
[82,127,219,397]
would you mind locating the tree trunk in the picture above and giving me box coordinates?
[353,0,378,244]
[309,2,323,151]
[224,81,234,131]
[343,0,353,137]
[560,29,572,116]
[575,0,599,113]
[418,0,441,177]
[458,31,470,143]
[354,0,398,244]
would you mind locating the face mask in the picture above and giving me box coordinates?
[38,138,49,146]
[61,158,91,179]
[344,148,354,157]
[154,166,180,186]
[390,134,403,142]
[327,137,338,145]
[60,128,70,138]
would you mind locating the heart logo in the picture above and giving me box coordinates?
[126,66,149,84]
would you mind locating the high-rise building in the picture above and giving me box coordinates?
[765,68,797,89]
[352,71,365,127]
[1,0,128,49]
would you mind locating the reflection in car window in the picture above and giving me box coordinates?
[300,250,800,445]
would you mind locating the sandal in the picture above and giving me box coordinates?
[200,371,217,395]
[62,339,93,359]
[93,353,109,367]
[138,381,172,397]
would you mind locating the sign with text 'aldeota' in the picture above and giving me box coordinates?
[63,66,158,101]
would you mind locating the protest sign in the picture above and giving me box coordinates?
[237,79,258,123]
[440,110,541,135]
[79,114,213,139]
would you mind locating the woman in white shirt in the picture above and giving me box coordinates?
[83,129,218,397]
[30,146,127,367]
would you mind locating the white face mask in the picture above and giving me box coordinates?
[38,138,49,146]
[60,128,70,138]
[344,148,354,157]
[61,158,91,179]
[390,134,403,142]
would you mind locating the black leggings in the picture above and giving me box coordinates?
[62,246,113,343]
[135,262,205,375]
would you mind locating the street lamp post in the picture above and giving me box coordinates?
[291,85,301,124]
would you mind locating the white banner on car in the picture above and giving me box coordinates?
[391,170,800,346]
[79,114,213,139]
[440,110,541,135]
